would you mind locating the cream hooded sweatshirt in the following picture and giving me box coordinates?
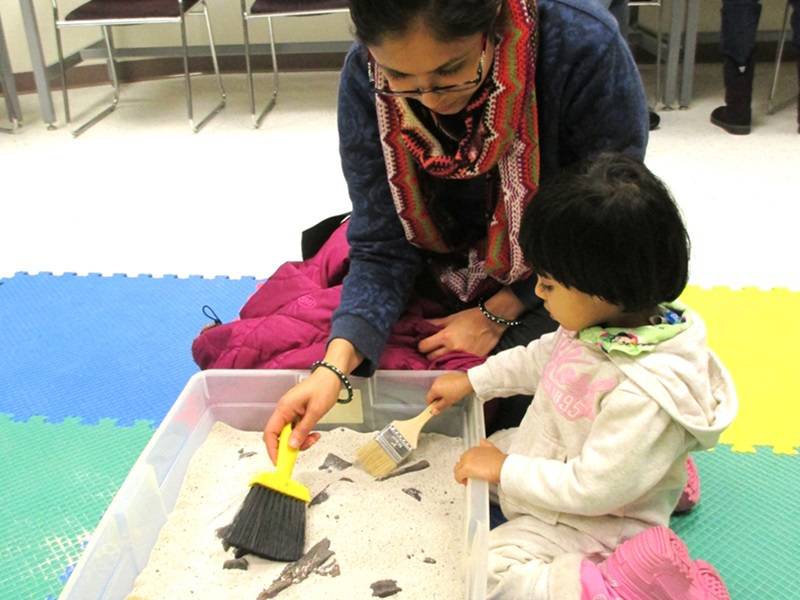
[468,304,737,542]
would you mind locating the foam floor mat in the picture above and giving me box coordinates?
[1,273,797,599]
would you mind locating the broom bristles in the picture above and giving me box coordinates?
[357,438,399,478]
[224,485,305,562]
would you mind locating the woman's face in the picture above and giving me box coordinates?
[368,21,493,115]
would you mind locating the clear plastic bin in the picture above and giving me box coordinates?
[58,369,489,600]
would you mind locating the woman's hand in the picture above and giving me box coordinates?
[418,288,525,360]
[418,307,504,359]
[262,369,339,464]
[454,439,507,485]
[426,372,474,415]
[263,339,361,465]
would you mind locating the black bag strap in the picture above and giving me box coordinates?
[301,212,351,260]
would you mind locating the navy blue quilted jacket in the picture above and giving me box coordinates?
[332,0,649,374]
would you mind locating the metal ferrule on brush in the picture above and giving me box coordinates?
[375,423,413,464]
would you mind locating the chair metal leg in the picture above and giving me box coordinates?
[252,15,279,129]
[181,1,226,133]
[179,11,195,129]
[199,0,226,126]
[71,25,120,137]
[679,0,699,108]
[242,11,257,126]
[0,16,22,132]
[52,15,71,124]
[767,0,792,115]
[655,0,663,108]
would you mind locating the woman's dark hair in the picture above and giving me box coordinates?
[348,0,500,45]
[519,153,690,313]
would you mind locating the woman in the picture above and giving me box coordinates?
[264,0,648,462]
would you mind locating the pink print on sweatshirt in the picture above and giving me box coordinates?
[541,333,618,421]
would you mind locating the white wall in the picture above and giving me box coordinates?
[0,0,792,75]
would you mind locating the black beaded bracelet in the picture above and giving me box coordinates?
[478,299,522,327]
[310,360,354,404]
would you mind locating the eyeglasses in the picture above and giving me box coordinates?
[368,33,488,98]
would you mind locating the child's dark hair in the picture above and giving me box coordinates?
[348,0,500,45]
[519,153,690,313]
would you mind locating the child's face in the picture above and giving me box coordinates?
[534,275,622,332]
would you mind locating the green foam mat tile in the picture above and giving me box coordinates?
[0,415,153,600]
[671,446,800,599]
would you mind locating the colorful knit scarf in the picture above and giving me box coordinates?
[373,0,540,302]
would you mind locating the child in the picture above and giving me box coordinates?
[426,153,737,600]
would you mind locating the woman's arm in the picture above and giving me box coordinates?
[331,44,423,375]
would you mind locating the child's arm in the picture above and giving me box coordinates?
[468,330,559,402]
[426,372,474,415]
[500,387,689,516]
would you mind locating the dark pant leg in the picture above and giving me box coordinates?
[721,0,762,65]
[484,299,558,435]
[791,0,800,50]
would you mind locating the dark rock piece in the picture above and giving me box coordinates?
[377,460,430,481]
[258,538,338,599]
[223,557,249,570]
[423,557,437,564]
[216,525,232,551]
[318,453,352,472]
[309,488,330,507]
[370,579,402,597]
[310,475,354,507]
[402,487,422,501]
[238,448,257,460]
[215,524,231,539]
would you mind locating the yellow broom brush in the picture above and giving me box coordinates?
[224,423,310,561]
[357,405,437,478]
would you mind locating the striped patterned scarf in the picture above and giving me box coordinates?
[374,0,540,302]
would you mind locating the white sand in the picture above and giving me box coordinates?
[127,423,466,599]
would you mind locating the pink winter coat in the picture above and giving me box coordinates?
[192,223,484,372]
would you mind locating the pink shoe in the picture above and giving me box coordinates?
[674,455,701,513]
[598,526,730,600]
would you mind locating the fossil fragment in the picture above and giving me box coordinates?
[370,579,402,597]
[258,538,339,599]
[402,487,422,501]
[223,557,249,570]
[377,460,430,481]
[318,453,352,472]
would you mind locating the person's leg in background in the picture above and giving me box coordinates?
[711,0,762,134]
[600,0,661,130]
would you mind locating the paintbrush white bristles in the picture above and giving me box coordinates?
[357,438,399,478]
[357,406,437,478]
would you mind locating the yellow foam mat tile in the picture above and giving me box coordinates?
[680,285,800,455]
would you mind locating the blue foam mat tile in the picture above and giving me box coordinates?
[0,272,261,425]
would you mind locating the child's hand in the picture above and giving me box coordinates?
[454,439,507,485]
[426,372,474,415]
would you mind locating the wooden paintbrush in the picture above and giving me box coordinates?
[224,423,310,561]
[357,405,437,478]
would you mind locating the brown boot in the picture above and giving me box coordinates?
[711,55,755,135]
